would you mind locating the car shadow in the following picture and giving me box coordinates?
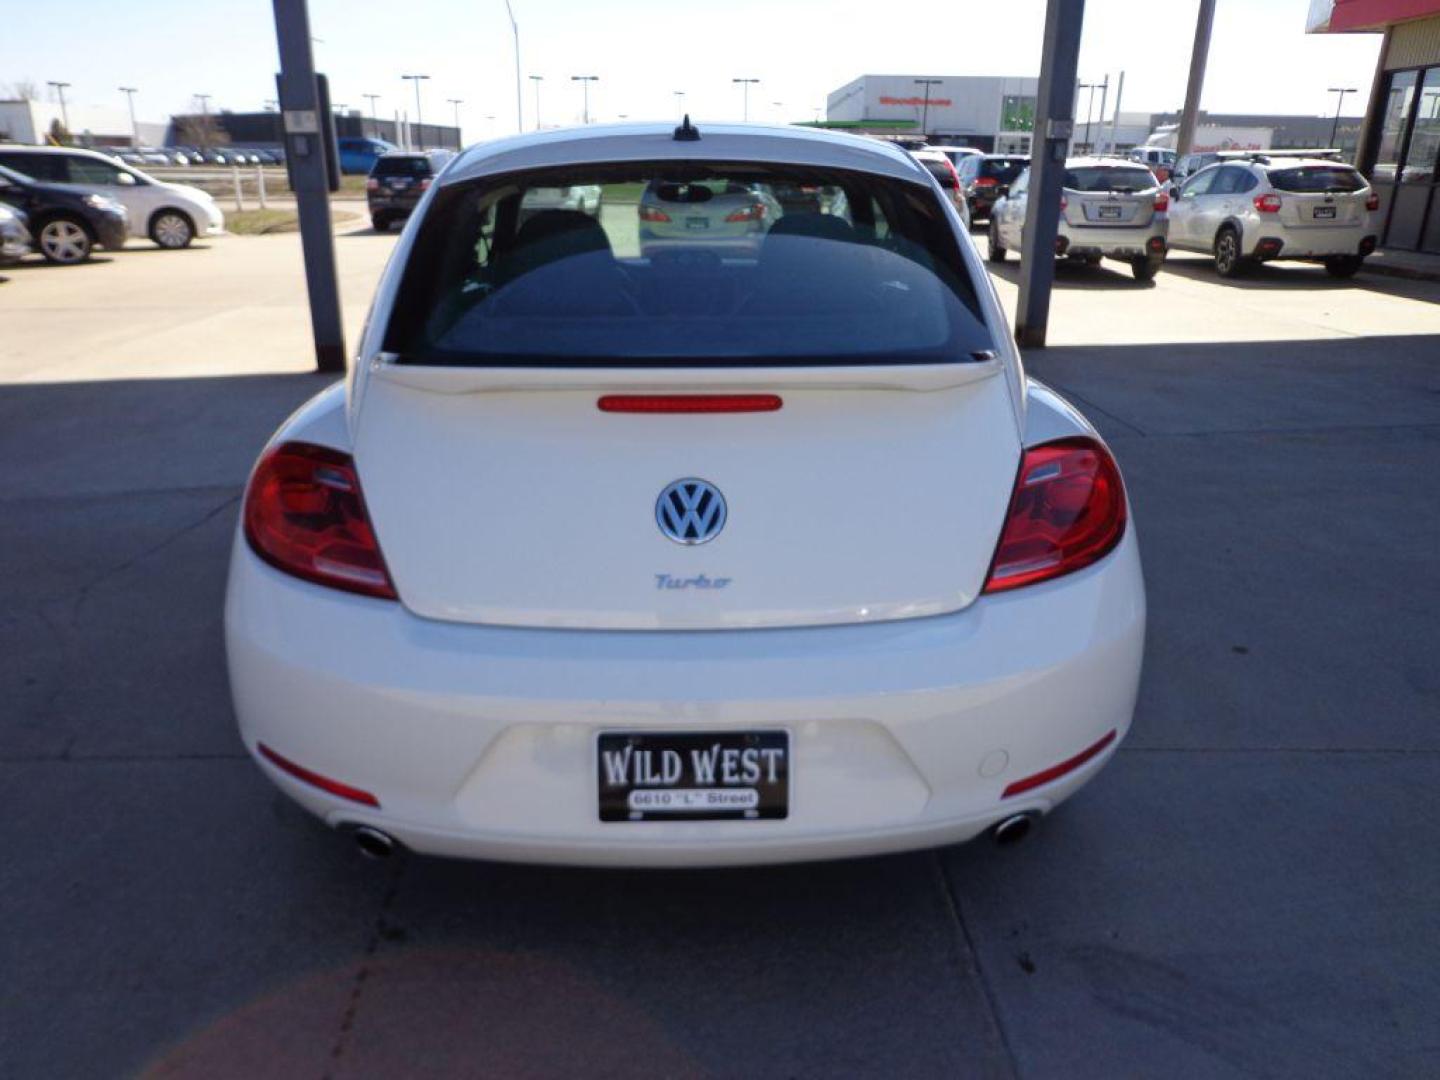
[985,258,1155,290]
[112,243,217,254]
[5,255,116,270]
[1161,251,1439,302]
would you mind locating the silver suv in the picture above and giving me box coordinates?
[1167,155,1378,278]
[987,158,1169,282]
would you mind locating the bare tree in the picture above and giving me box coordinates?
[174,113,230,148]
[5,79,40,101]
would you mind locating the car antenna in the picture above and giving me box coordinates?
[673,114,701,142]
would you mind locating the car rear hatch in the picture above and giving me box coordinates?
[1268,165,1368,229]
[1062,165,1158,228]
[352,159,1022,631]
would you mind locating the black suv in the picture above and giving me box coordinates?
[956,155,1030,222]
[0,164,129,264]
[367,150,455,231]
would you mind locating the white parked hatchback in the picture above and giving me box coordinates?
[226,122,1145,867]
[1166,154,1378,278]
[0,145,224,249]
[988,158,1169,282]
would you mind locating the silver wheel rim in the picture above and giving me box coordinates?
[41,220,88,263]
[1217,235,1235,273]
[154,213,191,248]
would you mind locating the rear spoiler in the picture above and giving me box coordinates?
[369,352,1005,396]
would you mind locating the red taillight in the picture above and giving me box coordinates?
[417,177,432,191]
[598,394,783,414]
[638,205,672,223]
[974,176,998,188]
[1365,191,1379,212]
[1153,191,1169,212]
[1059,195,1068,211]
[243,441,398,600]
[983,437,1127,594]
[365,177,379,192]
[1002,730,1117,798]
[1254,193,1282,213]
[724,203,767,223]
[258,744,380,807]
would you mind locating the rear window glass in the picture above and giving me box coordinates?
[373,156,432,177]
[979,159,1027,181]
[384,161,992,367]
[1063,166,1156,192]
[920,160,957,188]
[1266,166,1365,193]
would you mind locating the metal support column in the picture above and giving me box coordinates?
[1175,0,1217,160]
[1014,0,1086,349]
[273,0,346,373]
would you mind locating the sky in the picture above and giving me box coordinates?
[3,0,1384,137]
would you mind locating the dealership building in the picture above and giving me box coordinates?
[1310,0,1440,253]
[824,75,1039,152]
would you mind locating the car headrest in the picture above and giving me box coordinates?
[765,212,857,243]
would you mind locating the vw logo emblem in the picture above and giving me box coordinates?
[656,478,727,545]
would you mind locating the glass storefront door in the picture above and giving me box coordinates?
[1374,67,1440,253]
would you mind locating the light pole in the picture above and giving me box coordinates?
[448,98,464,146]
[194,93,213,148]
[914,78,941,139]
[674,90,685,119]
[732,78,759,121]
[401,74,429,147]
[1078,81,1100,152]
[48,81,71,134]
[1328,87,1358,148]
[571,75,598,124]
[529,75,543,130]
[118,86,139,146]
[502,0,523,133]
[362,93,381,137]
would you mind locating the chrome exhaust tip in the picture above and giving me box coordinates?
[992,812,1039,847]
[351,825,397,860]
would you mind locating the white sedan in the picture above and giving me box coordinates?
[226,122,1145,867]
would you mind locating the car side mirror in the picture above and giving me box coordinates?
[1170,186,1181,200]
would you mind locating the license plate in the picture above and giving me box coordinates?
[1314,206,1336,219]
[597,731,789,822]
[685,216,710,230]
[1098,205,1123,219]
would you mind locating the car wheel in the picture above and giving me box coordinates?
[37,217,93,264]
[1213,228,1245,278]
[987,221,1007,263]
[1324,255,1363,279]
[1130,255,1163,283]
[371,214,390,232]
[149,210,195,249]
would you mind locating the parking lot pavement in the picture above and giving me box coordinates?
[0,218,397,384]
[983,249,1440,345]
[2,235,1439,1078]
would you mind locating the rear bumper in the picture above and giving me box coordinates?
[368,194,422,213]
[226,529,1145,867]
[1246,225,1376,260]
[1058,221,1168,257]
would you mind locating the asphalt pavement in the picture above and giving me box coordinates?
[1,229,1438,1079]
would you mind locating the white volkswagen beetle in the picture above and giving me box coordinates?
[226,121,1145,867]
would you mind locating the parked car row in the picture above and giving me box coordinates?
[0,145,224,264]
[110,146,287,168]
[982,150,1379,283]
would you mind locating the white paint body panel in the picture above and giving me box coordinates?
[226,126,1145,866]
